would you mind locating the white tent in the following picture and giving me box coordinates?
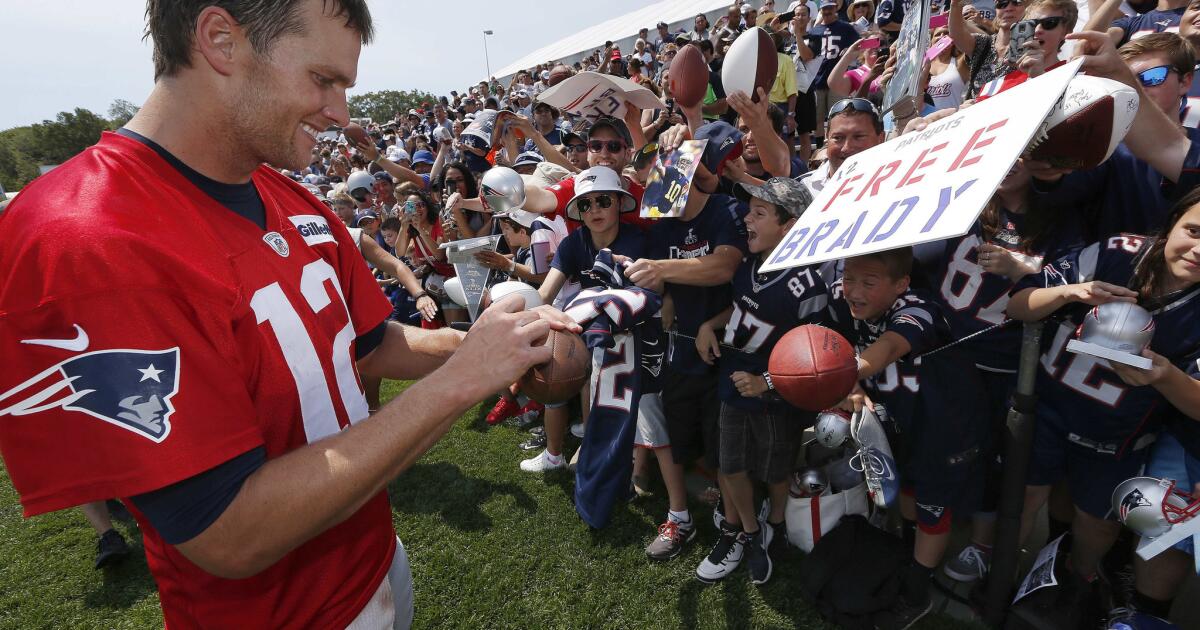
[492,0,734,81]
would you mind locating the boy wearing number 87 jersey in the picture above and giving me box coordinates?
[827,247,990,628]
[694,178,828,586]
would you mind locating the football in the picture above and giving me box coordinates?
[768,325,858,411]
[670,44,710,108]
[342,122,369,147]
[548,64,573,87]
[721,27,778,103]
[519,330,591,404]
[488,281,543,311]
[1026,74,1139,170]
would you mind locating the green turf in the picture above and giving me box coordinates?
[0,380,981,629]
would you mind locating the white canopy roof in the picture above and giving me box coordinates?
[493,0,734,81]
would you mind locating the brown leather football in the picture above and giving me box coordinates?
[547,64,573,87]
[342,122,369,147]
[670,44,710,108]
[519,330,591,404]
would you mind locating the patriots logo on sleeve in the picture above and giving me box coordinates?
[0,348,181,443]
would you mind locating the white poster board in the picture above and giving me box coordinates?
[536,72,666,123]
[760,59,1082,273]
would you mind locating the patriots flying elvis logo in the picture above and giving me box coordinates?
[1119,488,1151,521]
[0,348,180,443]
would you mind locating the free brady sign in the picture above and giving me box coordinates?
[761,59,1082,273]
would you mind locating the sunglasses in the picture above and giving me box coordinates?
[1137,64,1174,87]
[576,194,614,214]
[565,144,588,153]
[588,140,627,153]
[828,97,882,120]
[994,0,1023,8]
[1027,16,1065,29]
[444,177,463,187]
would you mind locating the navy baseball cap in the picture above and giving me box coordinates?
[587,117,634,147]
[694,121,744,176]
[355,210,379,225]
[373,171,394,183]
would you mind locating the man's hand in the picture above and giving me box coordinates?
[837,383,875,413]
[624,258,667,292]
[353,138,380,162]
[696,323,722,365]
[1067,30,1136,87]
[1065,281,1139,306]
[731,371,769,398]
[657,123,692,154]
[727,89,770,129]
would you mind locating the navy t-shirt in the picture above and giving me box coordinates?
[646,195,748,375]
[1113,8,1184,47]
[552,222,647,289]
[805,21,861,90]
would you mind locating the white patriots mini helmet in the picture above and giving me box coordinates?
[1075,301,1155,355]
[814,409,853,449]
[1112,476,1200,539]
[346,170,375,197]
[479,166,526,215]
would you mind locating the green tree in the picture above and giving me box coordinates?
[348,89,439,123]
[0,108,109,191]
[107,99,141,128]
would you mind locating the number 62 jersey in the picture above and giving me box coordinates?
[1015,234,1200,443]
[0,133,396,628]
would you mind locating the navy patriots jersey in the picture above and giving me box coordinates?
[721,259,829,410]
[552,222,646,291]
[647,194,748,375]
[1014,235,1200,443]
[915,210,1045,371]
[1112,8,1183,47]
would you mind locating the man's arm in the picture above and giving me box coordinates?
[728,89,792,177]
[626,244,742,289]
[174,301,576,579]
[353,140,425,189]
[1069,31,1191,181]
[356,320,463,380]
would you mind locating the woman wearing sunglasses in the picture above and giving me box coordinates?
[949,0,1030,98]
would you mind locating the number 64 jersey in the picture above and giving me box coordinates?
[0,133,395,628]
[1014,234,1200,443]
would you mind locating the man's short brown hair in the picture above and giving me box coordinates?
[145,0,373,80]
[849,247,913,280]
[1119,32,1196,77]
[1022,0,1078,32]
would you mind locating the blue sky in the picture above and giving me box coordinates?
[0,0,653,130]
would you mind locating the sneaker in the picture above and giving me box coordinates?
[696,525,745,584]
[519,434,546,451]
[1107,608,1178,629]
[943,543,991,583]
[94,529,131,569]
[880,594,933,630]
[519,400,544,416]
[529,425,545,437]
[570,422,586,438]
[486,396,521,425]
[632,474,654,498]
[519,449,565,472]
[712,494,726,530]
[766,520,789,558]
[645,518,697,561]
[745,527,773,585]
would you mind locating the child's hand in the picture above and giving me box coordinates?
[1065,281,1138,306]
[731,371,768,398]
[837,383,874,413]
[696,323,722,365]
[1110,350,1172,387]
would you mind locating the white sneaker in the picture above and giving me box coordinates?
[520,449,565,472]
[570,422,586,438]
[943,543,990,582]
[695,527,745,583]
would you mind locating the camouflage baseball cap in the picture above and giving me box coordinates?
[737,177,814,218]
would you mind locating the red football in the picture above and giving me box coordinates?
[343,122,369,147]
[768,325,858,411]
[670,44,710,108]
[519,330,591,404]
[721,27,778,103]
[1026,75,1138,170]
[548,64,573,87]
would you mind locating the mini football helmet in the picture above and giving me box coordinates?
[790,467,829,497]
[479,166,526,215]
[814,409,853,449]
[1112,476,1200,539]
[1076,302,1155,355]
[346,170,375,198]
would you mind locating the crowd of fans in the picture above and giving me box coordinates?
[59,0,1200,627]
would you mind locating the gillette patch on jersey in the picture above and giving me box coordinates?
[289,215,337,247]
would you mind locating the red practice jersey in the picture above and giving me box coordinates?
[0,133,396,628]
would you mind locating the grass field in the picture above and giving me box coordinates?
[0,380,981,629]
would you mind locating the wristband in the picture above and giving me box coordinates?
[762,372,776,391]
[414,291,430,301]
[509,259,518,274]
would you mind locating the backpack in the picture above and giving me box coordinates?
[799,515,908,630]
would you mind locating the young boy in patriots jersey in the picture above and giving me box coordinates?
[1007,187,1200,616]
[693,178,828,586]
[828,247,990,627]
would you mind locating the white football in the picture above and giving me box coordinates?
[1027,74,1139,170]
[720,27,778,102]
[488,280,542,310]
[443,276,467,307]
